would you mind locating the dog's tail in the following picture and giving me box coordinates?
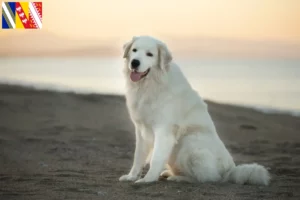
[224,163,270,186]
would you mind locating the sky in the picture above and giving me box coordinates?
[0,0,299,58]
[0,0,299,41]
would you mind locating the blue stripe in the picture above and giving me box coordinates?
[2,2,15,29]
[2,14,10,29]
[7,2,16,16]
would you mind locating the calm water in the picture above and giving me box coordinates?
[1,57,300,114]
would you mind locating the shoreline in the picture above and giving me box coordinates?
[1,80,299,118]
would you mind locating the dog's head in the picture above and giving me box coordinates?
[123,36,172,82]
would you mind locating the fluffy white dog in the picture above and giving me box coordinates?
[119,36,270,185]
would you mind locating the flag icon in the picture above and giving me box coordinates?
[2,2,42,29]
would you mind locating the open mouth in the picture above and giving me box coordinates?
[130,68,150,82]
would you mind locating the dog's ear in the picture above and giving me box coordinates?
[158,42,172,70]
[123,36,138,58]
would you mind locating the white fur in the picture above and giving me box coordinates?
[119,36,270,186]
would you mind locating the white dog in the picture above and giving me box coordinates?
[119,36,270,185]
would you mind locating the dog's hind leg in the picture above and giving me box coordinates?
[189,149,221,183]
[160,164,175,178]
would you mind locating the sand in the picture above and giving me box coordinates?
[0,84,299,200]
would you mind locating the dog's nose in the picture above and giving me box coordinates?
[131,59,140,69]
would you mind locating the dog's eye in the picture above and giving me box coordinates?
[146,52,153,57]
[132,49,137,52]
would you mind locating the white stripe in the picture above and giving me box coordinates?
[32,3,42,20]
[29,2,42,28]
[2,2,15,28]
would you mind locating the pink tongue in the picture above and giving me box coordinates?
[130,71,143,82]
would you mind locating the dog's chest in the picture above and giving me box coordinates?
[126,94,160,124]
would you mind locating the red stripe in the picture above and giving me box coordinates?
[29,12,38,29]
[15,2,30,29]
[33,2,42,21]
[28,2,42,29]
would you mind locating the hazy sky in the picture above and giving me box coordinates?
[1,0,299,43]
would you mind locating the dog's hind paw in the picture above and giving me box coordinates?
[167,176,194,183]
[160,170,173,178]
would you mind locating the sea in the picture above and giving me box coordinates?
[1,57,300,116]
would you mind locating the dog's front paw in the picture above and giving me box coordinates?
[135,177,158,184]
[135,178,148,183]
[119,174,139,182]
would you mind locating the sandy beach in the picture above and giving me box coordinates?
[0,83,299,200]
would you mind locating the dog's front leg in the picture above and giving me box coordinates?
[135,126,175,183]
[119,126,150,182]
